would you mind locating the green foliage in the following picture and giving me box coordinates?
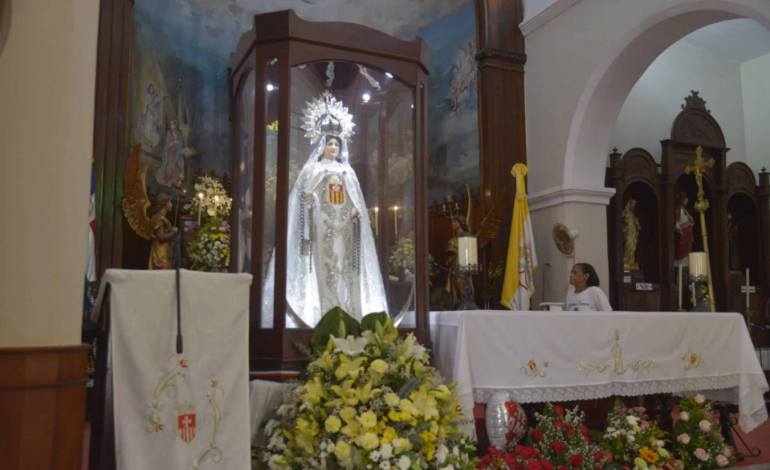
[398,377,422,399]
[309,307,361,353]
[361,312,389,333]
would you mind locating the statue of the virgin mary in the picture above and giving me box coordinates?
[262,91,388,328]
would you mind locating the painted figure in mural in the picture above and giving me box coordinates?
[674,192,695,266]
[727,212,741,272]
[445,214,473,307]
[621,198,641,270]
[142,83,164,148]
[261,91,387,328]
[156,118,185,186]
[148,192,178,270]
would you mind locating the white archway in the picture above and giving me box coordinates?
[564,0,770,190]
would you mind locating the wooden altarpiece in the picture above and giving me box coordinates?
[608,92,770,327]
[230,10,432,375]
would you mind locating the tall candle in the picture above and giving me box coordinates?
[393,206,399,237]
[746,267,750,309]
[678,264,683,309]
[374,207,379,236]
[197,192,204,225]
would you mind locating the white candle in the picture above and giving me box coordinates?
[214,195,219,219]
[374,207,379,236]
[197,192,204,225]
[746,267,750,309]
[678,264,683,309]
[393,206,398,237]
[457,235,478,271]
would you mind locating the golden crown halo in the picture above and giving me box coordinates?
[301,90,355,145]
[177,401,196,415]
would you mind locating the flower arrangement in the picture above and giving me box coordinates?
[688,285,710,311]
[476,445,553,470]
[671,394,734,470]
[183,175,232,223]
[389,233,416,281]
[188,219,230,272]
[255,308,479,470]
[528,403,606,470]
[600,405,678,470]
[479,260,505,310]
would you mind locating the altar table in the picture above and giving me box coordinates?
[428,311,769,433]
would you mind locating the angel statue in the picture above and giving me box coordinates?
[621,198,641,270]
[261,91,387,328]
[445,184,507,308]
[123,143,178,270]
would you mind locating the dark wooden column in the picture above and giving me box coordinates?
[660,145,676,312]
[712,149,729,312]
[93,0,134,276]
[474,0,526,308]
[606,148,624,310]
[759,168,770,300]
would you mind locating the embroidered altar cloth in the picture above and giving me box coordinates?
[430,311,769,433]
[94,269,252,470]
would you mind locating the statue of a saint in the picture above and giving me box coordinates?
[621,198,641,270]
[674,192,695,266]
[727,212,741,272]
[148,193,178,270]
[445,214,473,307]
[262,91,387,328]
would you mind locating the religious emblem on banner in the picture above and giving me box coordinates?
[177,402,197,444]
[328,181,344,205]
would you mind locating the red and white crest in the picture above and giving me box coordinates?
[177,402,197,444]
[328,182,344,205]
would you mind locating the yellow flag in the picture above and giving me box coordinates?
[501,164,538,310]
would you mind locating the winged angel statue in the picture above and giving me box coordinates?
[445,184,507,307]
[122,143,178,270]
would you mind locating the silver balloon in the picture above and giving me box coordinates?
[485,391,528,449]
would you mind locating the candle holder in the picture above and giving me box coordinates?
[457,233,479,310]
[743,309,754,332]
[688,252,711,312]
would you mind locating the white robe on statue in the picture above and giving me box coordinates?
[93,269,252,470]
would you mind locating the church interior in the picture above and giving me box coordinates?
[2,0,770,469]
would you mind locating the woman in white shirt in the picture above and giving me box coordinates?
[566,263,613,311]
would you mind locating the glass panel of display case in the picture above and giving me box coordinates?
[236,71,255,274]
[277,61,414,328]
[260,58,280,329]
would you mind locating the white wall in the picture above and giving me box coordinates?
[741,52,770,176]
[0,0,100,347]
[612,41,747,165]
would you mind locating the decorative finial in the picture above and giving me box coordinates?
[681,90,711,113]
[300,90,356,145]
[762,167,767,174]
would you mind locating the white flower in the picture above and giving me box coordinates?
[380,462,391,470]
[699,420,712,432]
[626,415,639,425]
[694,394,706,404]
[436,444,449,464]
[679,411,689,422]
[677,434,691,445]
[188,458,200,470]
[440,466,455,470]
[656,440,665,448]
[452,446,460,457]
[370,450,382,462]
[398,455,411,470]
[380,443,393,459]
[628,435,635,443]
[277,404,289,416]
[332,335,368,356]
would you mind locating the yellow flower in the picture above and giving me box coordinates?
[335,355,367,380]
[640,448,660,464]
[301,376,327,409]
[356,432,380,450]
[357,411,378,430]
[334,440,351,459]
[295,417,319,454]
[329,380,360,407]
[430,421,439,436]
[385,393,401,407]
[393,437,412,452]
[412,388,440,420]
[339,406,357,423]
[350,381,381,405]
[420,430,437,443]
[325,415,342,433]
[369,359,388,375]
[381,426,398,444]
[424,441,436,461]
[312,354,334,371]
[431,385,453,401]
[399,398,418,416]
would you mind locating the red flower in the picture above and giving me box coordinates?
[583,436,592,444]
[528,461,543,470]
[541,460,555,470]
[179,358,188,368]
[489,446,503,457]
[553,405,564,416]
[594,451,603,463]
[565,425,575,436]
[550,442,566,454]
[570,455,584,468]
[552,419,564,429]
[504,454,518,468]
[476,461,487,469]
[579,425,590,436]
[211,380,218,388]
[605,454,613,463]
[531,429,544,442]
[559,467,570,470]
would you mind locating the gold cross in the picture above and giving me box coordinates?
[684,146,715,214]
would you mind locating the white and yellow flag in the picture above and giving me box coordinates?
[501,164,538,310]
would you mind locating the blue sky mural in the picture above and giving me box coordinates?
[129,0,479,202]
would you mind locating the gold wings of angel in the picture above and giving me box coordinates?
[122,143,154,240]
[466,183,507,248]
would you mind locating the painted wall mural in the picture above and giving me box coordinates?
[129,0,479,203]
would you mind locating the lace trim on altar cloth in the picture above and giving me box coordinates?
[472,373,769,433]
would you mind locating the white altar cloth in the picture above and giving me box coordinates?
[430,311,769,433]
[94,269,253,470]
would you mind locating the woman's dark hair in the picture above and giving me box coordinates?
[317,135,344,163]
[575,262,600,287]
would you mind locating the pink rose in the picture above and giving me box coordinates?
[694,394,706,404]
[677,434,691,445]
[699,420,712,432]
[694,449,709,461]
[723,447,733,457]
[678,411,689,422]
[716,455,728,467]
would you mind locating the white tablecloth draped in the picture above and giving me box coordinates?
[429,311,769,433]
[94,269,253,470]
